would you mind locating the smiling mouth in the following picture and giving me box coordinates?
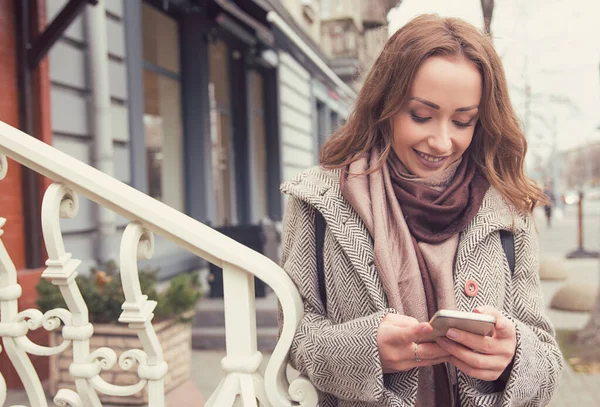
[413,149,450,163]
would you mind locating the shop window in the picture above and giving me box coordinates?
[249,71,268,222]
[317,101,327,147]
[330,110,339,133]
[208,40,236,226]
[141,4,184,212]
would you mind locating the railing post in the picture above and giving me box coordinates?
[223,263,258,356]
[205,262,269,407]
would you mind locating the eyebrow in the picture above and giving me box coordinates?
[410,97,479,112]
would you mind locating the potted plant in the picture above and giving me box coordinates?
[37,261,202,405]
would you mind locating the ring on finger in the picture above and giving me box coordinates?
[413,343,422,362]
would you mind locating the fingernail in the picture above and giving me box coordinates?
[446,329,459,339]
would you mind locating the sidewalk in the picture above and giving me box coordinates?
[535,205,600,406]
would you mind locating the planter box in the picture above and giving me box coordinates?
[49,317,192,405]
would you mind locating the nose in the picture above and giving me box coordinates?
[427,124,452,154]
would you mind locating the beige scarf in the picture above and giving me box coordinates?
[340,147,460,319]
[340,146,464,407]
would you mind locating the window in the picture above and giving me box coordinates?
[330,110,339,133]
[141,4,184,211]
[208,40,236,226]
[249,71,268,222]
[317,101,327,147]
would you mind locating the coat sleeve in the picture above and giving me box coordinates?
[501,215,563,406]
[460,215,563,407]
[279,196,393,403]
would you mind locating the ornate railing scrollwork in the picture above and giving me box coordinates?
[54,389,83,407]
[82,348,148,397]
[114,222,167,406]
[14,308,74,355]
[0,154,7,180]
[0,119,319,406]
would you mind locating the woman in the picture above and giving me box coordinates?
[280,14,562,407]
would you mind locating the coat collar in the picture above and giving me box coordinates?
[281,166,527,304]
[281,167,384,310]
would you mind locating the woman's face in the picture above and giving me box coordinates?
[391,55,482,177]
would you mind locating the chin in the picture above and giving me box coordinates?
[408,162,446,177]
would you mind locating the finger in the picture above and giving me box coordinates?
[444,328,497,355]
[437,338,509,371]
[394,323,433,344]
[474,306,516,340]
[474,305,503,320]
[413,342,452,360]
[448,355,501,382]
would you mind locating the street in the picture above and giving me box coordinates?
[536,203,600,257]
[536,203,600,406]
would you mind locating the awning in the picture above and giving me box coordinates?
[213,0,274,46]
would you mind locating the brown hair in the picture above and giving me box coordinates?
[320,14,547,212]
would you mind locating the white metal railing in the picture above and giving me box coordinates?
[0,120,318,407]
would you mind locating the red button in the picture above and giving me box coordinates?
[464,280,479,297]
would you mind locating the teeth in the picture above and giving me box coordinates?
[416,150,445,162]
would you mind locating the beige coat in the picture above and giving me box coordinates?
[280,166,562,407]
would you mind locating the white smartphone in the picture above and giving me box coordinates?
[418,310,496,343]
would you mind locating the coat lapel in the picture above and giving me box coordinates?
[455,188,525,276]
[281,167,387,311]
[281,167,526,312]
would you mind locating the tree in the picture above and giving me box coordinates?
[480,0,494,35]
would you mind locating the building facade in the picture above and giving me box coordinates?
[2,0,360,282]
[0,0,396,381]
[557,141,600,190]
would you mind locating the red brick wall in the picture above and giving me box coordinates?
[30,0,52,384]
[0,0,26,271]
[0,0,52,388]
[0,0,30,389]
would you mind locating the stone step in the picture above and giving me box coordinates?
[193,307,278,328]
[191,327,279,352]
[193,291,279,328]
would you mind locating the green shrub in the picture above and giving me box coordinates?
[37,260,202,324]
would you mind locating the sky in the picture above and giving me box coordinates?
[387,0,600,169]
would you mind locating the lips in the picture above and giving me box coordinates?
[412,148,450,169]
[414,149,447,162]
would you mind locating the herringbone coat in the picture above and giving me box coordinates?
[280,166,562,407]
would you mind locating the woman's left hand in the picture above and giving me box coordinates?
[435,305,517,382]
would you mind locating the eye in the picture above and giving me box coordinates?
[410,112,431,123]
[453,120,473,128]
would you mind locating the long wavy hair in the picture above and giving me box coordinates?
[320,14,547,212]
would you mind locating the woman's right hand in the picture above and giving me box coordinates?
[377,314,451,374]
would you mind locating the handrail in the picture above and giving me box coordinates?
[0,121,279,280]
[0,120,318,406]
